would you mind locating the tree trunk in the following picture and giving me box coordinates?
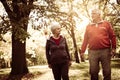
[10,32,28,75]
[0,0,34,75]
[71,27,80,63]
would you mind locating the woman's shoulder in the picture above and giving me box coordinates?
[46,35,52,41]
[60,35,66,39]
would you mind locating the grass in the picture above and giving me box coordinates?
[0,59,120,80]
[69,59,120,80]
[69,61,89,80]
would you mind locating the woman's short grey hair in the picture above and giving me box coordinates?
[50,22,60,33]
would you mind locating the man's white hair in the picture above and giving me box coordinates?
[91,8,102,14]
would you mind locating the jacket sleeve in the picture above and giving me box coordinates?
[45,40,51,64]
[106,21,116,49]
[65,38,71,61]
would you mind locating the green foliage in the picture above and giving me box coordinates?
[35,48,47,65]
[0,0,34,42]
[0,13,31,42]
[30,0,68,31]
[13,26,30,42]
[0,14,11,42]
[0,51,4,57]
[0,0,120,69]
[0,16,11,34]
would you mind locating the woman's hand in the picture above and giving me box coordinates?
[68,61,72,67]
[48,64,52,68]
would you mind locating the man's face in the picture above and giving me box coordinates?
[91,11,100,21]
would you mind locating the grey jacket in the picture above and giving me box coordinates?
[45,36,71,64]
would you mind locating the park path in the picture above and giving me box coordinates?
[32,65,54,80]
[28,64,82,80]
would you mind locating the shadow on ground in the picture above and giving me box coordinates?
[0,59,120,80]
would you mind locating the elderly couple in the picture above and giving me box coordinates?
[45,9,116,80]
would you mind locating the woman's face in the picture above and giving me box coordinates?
[53,27,61,36]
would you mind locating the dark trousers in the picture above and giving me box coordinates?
[88,49,111,80]
[51,62,69,80]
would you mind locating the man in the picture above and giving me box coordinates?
[80,9,116,80]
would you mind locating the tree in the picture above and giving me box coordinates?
[0,0,69,76]
[30,0,81,63]
[0,0,119,78]
[117,0,120,4]
[0,0,34,75]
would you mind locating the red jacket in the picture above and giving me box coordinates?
[81,20,116,53]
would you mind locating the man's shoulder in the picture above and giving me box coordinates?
[88,20,110,25]
[86,23,93,28]
[102,20,110,23]
[87,21,95,26]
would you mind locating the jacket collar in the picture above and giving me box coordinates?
[49,35,64,43]
[90,20,104,25]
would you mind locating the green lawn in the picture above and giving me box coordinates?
[69,59,120,80]
[0,59,120,80]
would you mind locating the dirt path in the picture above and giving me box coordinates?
[23,62,114,80]
[1,60,120,80]
[33,67,54,80]
[29,65,87,80]
[32,69,82,80]
[29,65,54,80]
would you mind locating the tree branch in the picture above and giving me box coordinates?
[0,0,15,19]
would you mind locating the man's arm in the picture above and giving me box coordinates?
[106,21,116,56]
[80,26,89,61]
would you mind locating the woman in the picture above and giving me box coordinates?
[45,22,71,80]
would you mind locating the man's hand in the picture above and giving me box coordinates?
[111,49,116,58]
[79,49,85,62]
[80,53,85,62]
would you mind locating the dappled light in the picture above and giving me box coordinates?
[0,60,120,80]
[111,59,120,69]
[0,0,120,80]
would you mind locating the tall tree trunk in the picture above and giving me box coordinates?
[0,0,34,75]
[68,0,79,63]
[10,27,28,75]
[71,27,80,63]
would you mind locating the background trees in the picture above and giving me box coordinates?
[0,0,34,75]
[0,0,120,77]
